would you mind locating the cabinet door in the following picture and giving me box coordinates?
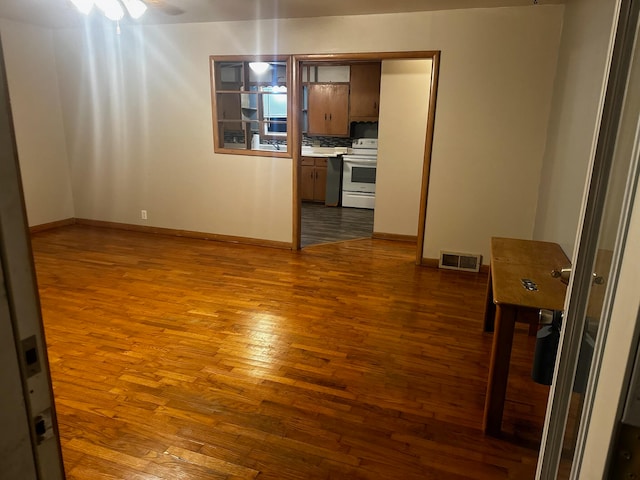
[307,84,328,135]
[314,159,328,203]
[325,84,350,136]
[301,158,316,201]
[349,63,381,121]
[307,84,350,136]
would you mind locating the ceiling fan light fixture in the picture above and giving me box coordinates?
[121,0,147,19]
[249,62,270,74]
[70,0,95,15]
[94,0,125,21]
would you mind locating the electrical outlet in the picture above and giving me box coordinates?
[141,210,147,220]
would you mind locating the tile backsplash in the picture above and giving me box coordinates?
[301,135,352,148]
[303,122,379,147]
[222,122,378,147]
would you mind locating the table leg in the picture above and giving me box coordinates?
[483,304,517,435]
[483,267,495,332]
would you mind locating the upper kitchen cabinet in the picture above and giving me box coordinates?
[303,64,350,137]
[349,63,381,122]
[307,84,350,137]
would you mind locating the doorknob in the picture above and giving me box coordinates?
[551,267,572,284]
[551,267,605,286]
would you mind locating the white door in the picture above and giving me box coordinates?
[0,263,39,479]
[537,0,640,477]
[0,39,65,479]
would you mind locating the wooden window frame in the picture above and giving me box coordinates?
[209,55,292,157]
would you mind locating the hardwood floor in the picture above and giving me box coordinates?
[31,225,550,479]
[301,203,374,247]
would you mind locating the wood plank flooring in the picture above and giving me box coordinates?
[31,225,550,479]
[301,203,374,247]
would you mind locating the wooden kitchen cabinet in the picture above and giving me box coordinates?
[349,63,381,122]
[307,84,350,136]
[301,157,328,203]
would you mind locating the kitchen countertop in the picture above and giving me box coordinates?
[221,144,348,157]
[301,146,348,158]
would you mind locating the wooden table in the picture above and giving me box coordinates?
[483,237,569,435]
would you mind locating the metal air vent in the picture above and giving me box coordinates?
[438,251,482,273]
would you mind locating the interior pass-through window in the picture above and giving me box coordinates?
[210,56,291,156]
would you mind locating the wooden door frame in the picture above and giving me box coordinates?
[290,51,441,265]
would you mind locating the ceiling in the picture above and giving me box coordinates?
[0,0,565,29]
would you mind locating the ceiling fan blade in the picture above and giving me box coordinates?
[144,0,185,15]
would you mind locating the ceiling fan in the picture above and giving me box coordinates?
[69,0,184,21]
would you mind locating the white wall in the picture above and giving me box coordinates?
[5,6,563,250]
[418,7,562,261]
[375,59,431,237]
[53,23,292,242]
[0,21,74,227]
[533,0,618,257]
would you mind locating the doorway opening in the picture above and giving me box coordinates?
[298,62,378,247]
[300,202,374,247]
[291,52,440,264]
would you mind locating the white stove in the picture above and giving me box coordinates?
[349,138,378,156]
[342,139,378,209]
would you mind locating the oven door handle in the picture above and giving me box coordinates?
[344,160,377,167]
[343,191,375,197]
